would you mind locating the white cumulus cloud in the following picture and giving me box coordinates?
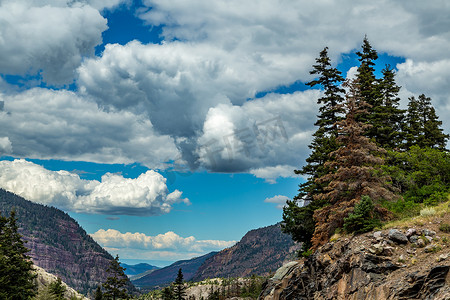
[0,137,12,155]
[1,0,449,180]
[90,229,236,260]
[0,159,189,215]
[264,195,290,209]
[196,91,318,176]
[0,88,180,167]
[0,0,108,84]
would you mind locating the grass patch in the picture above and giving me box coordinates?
[383,198,450,229]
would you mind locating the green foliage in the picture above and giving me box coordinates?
[0,188,116,295]
[0,210,37,299]
[404,94,449,150]
[385,146,450,204]
[343,196,381,234]
[282,198,327,249]
[285,37,448,251]
[355,36,380,127]
[173,268,186,300]
[207,289,220,300]
[94,285,104,300]
[240,275,264,299]
[375,65,405,149]
[161,286,174,300]
[34,286,58,300]
[286,47,345,244]
[439,223,450,233]
[103,255,129,300]
[299,249,313,258]
[48,277,66,300]
[380,198,421,219]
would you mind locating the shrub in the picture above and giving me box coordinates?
[344,196,381,234]
[439,223,450,233]
[300,249,313,258]
[381,198,421,219]
[420,207,436,217]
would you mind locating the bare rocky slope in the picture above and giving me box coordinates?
[33,265,89,300]
[193,223,301,281]
[0,189,134,296]
[260,213,450,300]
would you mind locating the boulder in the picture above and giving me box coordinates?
[388,229,408,244]
[405,228,416,238]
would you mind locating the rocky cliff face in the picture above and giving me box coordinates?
[0,189,132,295]
[193,224,300,281]
[260,221,450,300]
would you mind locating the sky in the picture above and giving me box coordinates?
[0,0,449,267]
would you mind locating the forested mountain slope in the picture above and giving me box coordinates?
[0,189,128,295]
[192,223,300,281]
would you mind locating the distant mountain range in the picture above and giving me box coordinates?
[132,252,218,288]
[133,223,299,289]
[0,188,299,295]
[121,263,159,276]
[192,223,299,281]
[0,189,135,296]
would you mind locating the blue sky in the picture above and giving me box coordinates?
[0,0,449,266]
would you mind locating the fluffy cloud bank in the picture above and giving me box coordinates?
[264,195,290,209]
[0,0,109,84]
[0,88,179,167]
[91,229,236,260]
[0,159,189,215]
[196,91,318,175]
[0,0,449,181]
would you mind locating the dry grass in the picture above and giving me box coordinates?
[383,196,450,229]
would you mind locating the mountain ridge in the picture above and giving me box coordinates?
[121,263,159,276]
[132,251,218,288]
[0,188,134,295]
[192,223,300,281]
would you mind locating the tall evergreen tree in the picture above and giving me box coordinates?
[311,79,396,249]
[282,47,344,249]
[161,286,174,300]
[404,95,421,149]
[0,210,37,299]
[48,277,66,300]
[355,36,379,113]
[355,36,389,145]
[173,268,186,300]
[295,47,346,197]
[405,94,449,150]
[102,255,128,300]
[94,285,104,300]
[376,65,405,149]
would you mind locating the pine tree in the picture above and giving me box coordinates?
[405,94,448,150]
[311,79,396,248]
[173,268,186,300]
[404,95,421,149]
[355,36,380,125]
[0,210,37,299]
[161,286,174,300]
[102,255,128,300]
[296,46,345,198]
[343,195,381,234]
[376,65,405,149]
[48,277,66,300]
[94,285,103,300]
[282,47,344,249]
